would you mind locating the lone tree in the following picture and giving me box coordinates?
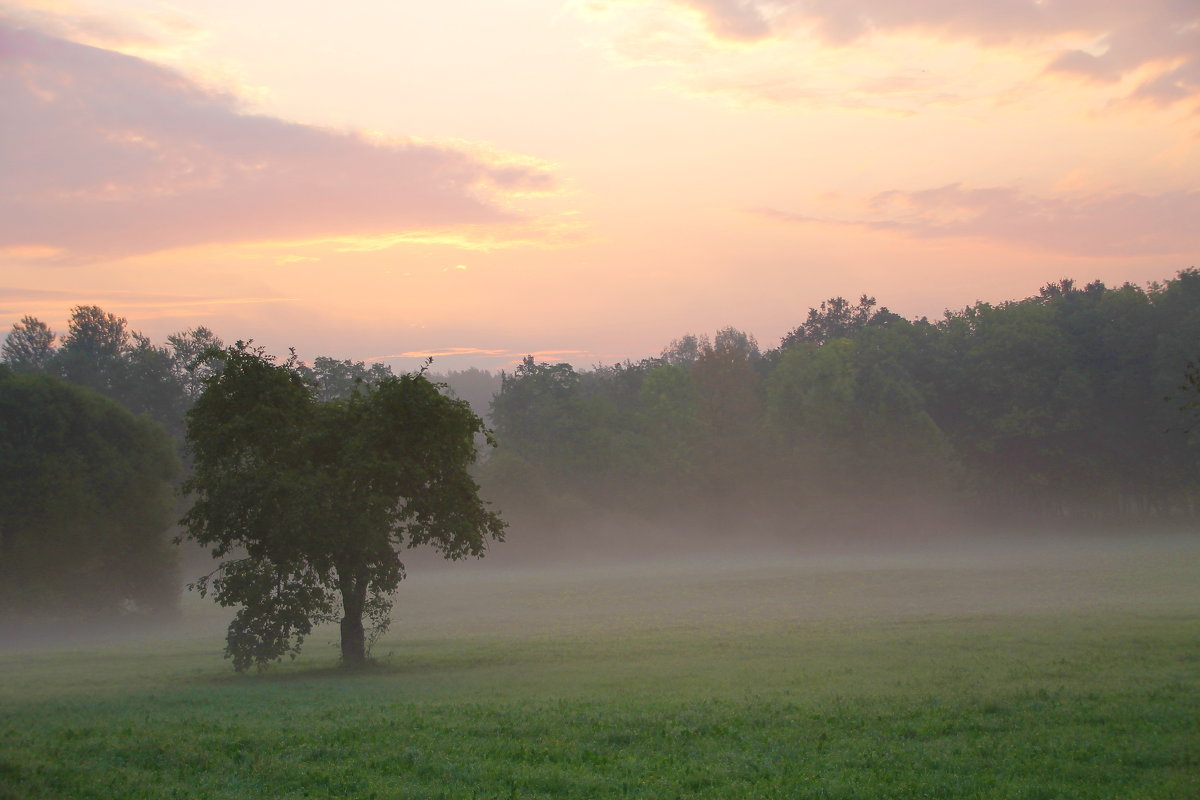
[181,343,505,671]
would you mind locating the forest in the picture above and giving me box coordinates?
[482,271,1200,548]
[2,270,1200,615]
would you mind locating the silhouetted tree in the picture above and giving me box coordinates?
[167,326,225,400]
[781,294,887,348]
[181,343,505,671]
[1,316,56,371]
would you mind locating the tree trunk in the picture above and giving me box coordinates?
[339,569,368,666]
[340,613,366,665]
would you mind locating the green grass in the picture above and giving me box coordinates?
[2,535,1198,799]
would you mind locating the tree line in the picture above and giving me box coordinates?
[482,272,1200,543]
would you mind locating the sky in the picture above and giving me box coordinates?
[2,0,1198,371]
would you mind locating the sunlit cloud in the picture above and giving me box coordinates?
[320,216,587,254]
[752,183,1200,257]
[0,20,559,261]
[0,0,202,58]
[582,1,1200,111]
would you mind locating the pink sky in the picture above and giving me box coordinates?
[2,0,1198,370]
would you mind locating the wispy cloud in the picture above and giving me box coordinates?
[0,287,296,323]
[588,1,1200,110]
[752,183,1200,257]
[527,349,591,358]
[372,347,513,360]
[0,0,202,55]
[0,21,558,261]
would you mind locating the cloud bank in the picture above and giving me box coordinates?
[0,21,556,260]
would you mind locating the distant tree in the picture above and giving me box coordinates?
[690,328,764,493]
[167,326,225,400]
[1171,361,1200,437]
[308,356,395,403]
[119,332,190,441]
[434,367,503,420]
[638,362,701,485]
[490,356,583,466]
[181,343,505,671]
[43,307,193,441]
[781,294,891,348]
[55,305,130,392]
[662,333,707,366]
[0,367,180,615]
[1,316,56,371]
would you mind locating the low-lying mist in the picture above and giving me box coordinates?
[4,523,1196,661]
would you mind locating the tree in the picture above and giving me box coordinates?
[56,305,130,392]
[0,367,180,615]
[1171,361,1200,437]
[167,326,225,400]
[2,316,57,371]
[490,356,583,468]
[689,328,764,500]
[308,356,395,403]
[180,343,505,671]
[780,294,893,348]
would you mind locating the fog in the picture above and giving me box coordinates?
[392,527,1200,639]
[4,525,1196,661]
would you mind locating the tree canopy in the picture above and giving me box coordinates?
[0,367,180,616]
[180,343,505,671]
[484,270,1200,538]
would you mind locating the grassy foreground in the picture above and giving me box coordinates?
[1,535,1198,799]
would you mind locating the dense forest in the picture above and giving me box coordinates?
[2,270,1199,611]
[480,272,1200,547]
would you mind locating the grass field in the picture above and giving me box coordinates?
[1,533,1198,799]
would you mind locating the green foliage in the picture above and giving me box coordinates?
[490,356,583,465]
[0,367,180,615]
[780,293,900,347]
[1171,360,1200,437]
[181,342,505,671]
[1,307,221,446]
[487,270,1200,534]
[166,325,226,400]
[307,355,395,402]
[766,331,956,521]
[55,305,131,393]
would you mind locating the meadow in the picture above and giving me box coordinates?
[1,533,1198,799]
